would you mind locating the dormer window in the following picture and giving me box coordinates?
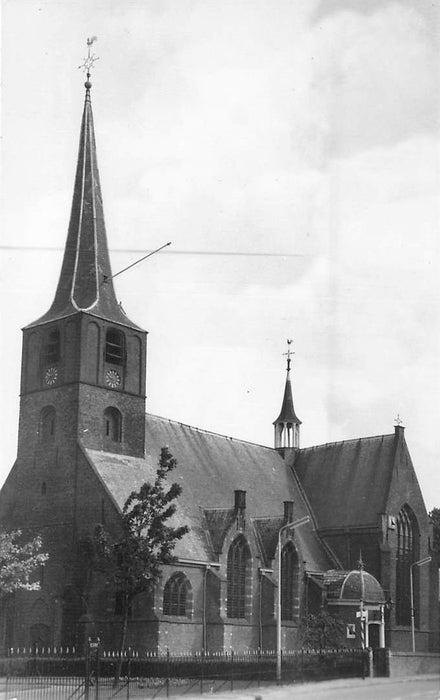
[105,329,125,366]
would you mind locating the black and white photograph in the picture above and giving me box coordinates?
[1,1,439,698]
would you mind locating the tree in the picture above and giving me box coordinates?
[0,530,48,596]
[300,610,347,649]
[429,508,440,551]
[95,447,189,681]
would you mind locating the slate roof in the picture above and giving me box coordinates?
[273,370,301,425]
[294,434,397,530]
[27,81,142,331]
[85,413,334,570]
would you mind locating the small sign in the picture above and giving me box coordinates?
[346,624,356,639]
[89,642,99,649]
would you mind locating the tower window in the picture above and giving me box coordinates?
[43,328,60,364]
[40,406,56,442]
[227,535,251,619]
[105,329,125,366]
[104,407,122,442]
[163,573,192,617]
[281,541,300,622]
[396,505,419,626]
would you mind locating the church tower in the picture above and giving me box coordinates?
[18,72,147,464]
[273,341,301,449]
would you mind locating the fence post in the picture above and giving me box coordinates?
[230,650,234,692]
[166,648,170,698]
[84,638,90,700]
[200,649,204,694]
[127,647,131,700]
[95,639,100,700]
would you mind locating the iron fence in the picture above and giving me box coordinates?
[1,644,369,699]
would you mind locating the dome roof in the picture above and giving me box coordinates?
[325,569,385,605]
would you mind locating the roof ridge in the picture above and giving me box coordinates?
[298,433,394,452]
[145,412,280,452]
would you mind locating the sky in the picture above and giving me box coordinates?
[1,0,439,510]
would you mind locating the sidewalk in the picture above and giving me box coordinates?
[180,674,440,700]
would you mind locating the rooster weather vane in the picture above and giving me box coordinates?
[78,36,99,74]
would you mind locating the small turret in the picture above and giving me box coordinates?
[273,340,301,449]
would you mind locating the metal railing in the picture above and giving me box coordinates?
[2,643,369,699]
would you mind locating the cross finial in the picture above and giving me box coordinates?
[394,414,403,426]
[357,551,364,571]
[283,339,294,372]
[78,36,99,75]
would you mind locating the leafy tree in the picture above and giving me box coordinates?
[0,530,48,596]
[429,508,440,550]
[95,447,189,681]
[300,610,347,649]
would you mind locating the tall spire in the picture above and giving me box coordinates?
[28,47,140,330]
[273,340,302,449]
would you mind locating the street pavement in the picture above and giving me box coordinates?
[181,676,440,700]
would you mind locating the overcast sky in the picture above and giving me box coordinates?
[1,0,439,510]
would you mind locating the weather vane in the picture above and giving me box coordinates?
[78,36,99,73]
[283,339,294,371]
[394,414,403,426]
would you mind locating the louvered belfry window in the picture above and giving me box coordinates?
[227,535,250,618]
[43,328,60,364]
[281,542,299,621]
[396,505,419,626]
[163,573,190,616]
[105,329,125,366]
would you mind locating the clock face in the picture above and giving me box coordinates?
[105,369,121,388]
[44,366,58,385]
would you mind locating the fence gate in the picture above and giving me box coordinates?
[372,647,388,677]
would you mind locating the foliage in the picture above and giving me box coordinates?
[97,447,189,605]
[0,530,48,596]
[89,446,189,680]
[300,610,347,649]
[429,507,440,550]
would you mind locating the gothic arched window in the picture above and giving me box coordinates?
[281,541,300,622]
[43,328,60,364]
[227,535,251,619]
[105,329,125,366]
[163,573,192,617]
[396,505,419,626]
[104,407,122,442]
[40,406,56,442]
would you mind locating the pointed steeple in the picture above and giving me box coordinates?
[273,340,301,449]
[27,74,141,330]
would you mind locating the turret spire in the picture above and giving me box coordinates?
[273,340,302,449]
[28,40,140,330]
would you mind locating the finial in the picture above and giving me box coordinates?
[394,414,403,426]
[283,339,294,372]
[78,37,99,90]
[357,552,364,571]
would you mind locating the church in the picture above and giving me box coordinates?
[0,73,438,656]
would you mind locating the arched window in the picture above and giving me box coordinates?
[105,329,125,366]
[43,328,60,364]
[396,505,419,626]
[104,407,122,442]
[281,542,299,622]
[163,573,192,617]
[40,406,56,442]
[227,535,251,619]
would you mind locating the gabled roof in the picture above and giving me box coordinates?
[85,413,334,570]
[27,80,142,331]
[294,434,397,530]
[203,509,236,554]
